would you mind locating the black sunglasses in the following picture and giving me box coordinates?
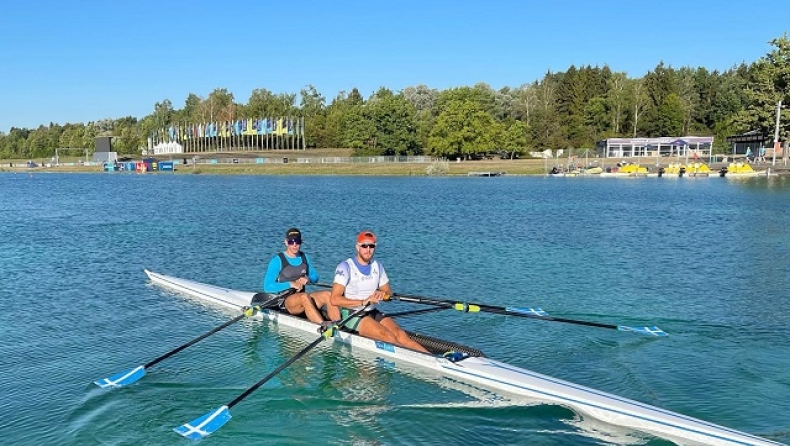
[287,238,302,245]
[359,243,376,249]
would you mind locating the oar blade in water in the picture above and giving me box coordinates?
[174,405,231,439]
[618,325,668,337]
[94,365,146,388]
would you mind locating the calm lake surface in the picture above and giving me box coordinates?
[1,172,789,445]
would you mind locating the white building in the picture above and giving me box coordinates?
[152,141,184,156]
[598,136,714,159]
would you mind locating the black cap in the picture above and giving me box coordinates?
[285,227,302,240]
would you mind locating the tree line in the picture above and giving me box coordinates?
[2,34,788,161]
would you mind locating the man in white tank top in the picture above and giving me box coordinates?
[330,231,429,353]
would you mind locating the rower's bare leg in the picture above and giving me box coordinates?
[380,318,430,353]
[309,290,340,321]
[284,292,324,324]
[357,317,403,346]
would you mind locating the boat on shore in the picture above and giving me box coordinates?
[719,162,767,177]
[661,162,712,177]
[144,269,780,446]
[601,163,649,178]
[579,166,603,175]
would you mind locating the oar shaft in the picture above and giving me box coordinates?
[386,306,450,318]
[393,295,620,331]
[225,303,371,409]
[144,297,277,370]
[145,314,245,369]
[228,336,324,409]
[476,305,619,330]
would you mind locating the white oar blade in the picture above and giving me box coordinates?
[506,306,549,317]
[618,325,668,337]
[174,406,231,439]
[94,365,146,388]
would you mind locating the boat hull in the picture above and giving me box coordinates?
[144,270,779,446]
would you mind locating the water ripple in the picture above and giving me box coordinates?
[1,174,788,445]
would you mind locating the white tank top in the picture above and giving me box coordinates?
[333,258,388,310]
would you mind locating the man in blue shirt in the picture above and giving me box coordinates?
[261,228,339,324]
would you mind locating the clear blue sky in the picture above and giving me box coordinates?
[1,0,788,133]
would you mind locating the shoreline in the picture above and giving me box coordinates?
[3,158,789,176]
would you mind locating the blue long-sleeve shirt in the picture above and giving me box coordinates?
[262,251,320,293]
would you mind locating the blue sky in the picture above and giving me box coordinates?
[1,0,788,133]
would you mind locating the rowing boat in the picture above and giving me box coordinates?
[144,269,780,446]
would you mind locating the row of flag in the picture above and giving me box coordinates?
[153,117,304,142]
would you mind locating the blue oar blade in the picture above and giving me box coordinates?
[94,365,146,388]
[506,306,549,317]
[174,406,231,439]
[618,325,668,337]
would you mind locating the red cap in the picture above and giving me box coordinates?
[357,231,376,244]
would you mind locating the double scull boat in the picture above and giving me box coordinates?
[144,270,779,445]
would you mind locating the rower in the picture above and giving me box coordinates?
[259,228,340,324]
[329,231,430,353]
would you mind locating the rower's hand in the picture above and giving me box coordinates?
[291,277,308,291]
[365,290,389,305]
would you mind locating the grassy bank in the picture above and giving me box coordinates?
[1,152,551,176]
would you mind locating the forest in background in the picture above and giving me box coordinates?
[1,34,788,160]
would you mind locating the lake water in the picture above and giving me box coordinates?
[1,172,788,445]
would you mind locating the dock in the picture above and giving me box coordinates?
[468,171,506,177]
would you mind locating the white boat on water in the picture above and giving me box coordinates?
[144,270,780,446]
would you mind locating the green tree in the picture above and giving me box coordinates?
[584,97,610,142]
[402,84,439,150]
[513,82,538,127]
[501,120,529,158]
[341,105,375,151]
[640,62,684,136]
[322,90,365,148]
[606,72,629,135]
[366,88,419,155]
[300,85,326,148]
[204,88,235,122]
[651,93,685,137]
[531,72,563,149]
[428,99,502,159]
[734,34,790,143]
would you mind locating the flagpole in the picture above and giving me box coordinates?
[773,100,782,167]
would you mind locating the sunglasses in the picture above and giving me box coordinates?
[359,243,376,249]
[287,238,302,245]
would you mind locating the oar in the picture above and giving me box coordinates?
[94,298,275,388]
[173,304,371,439]
[311,283,665,336]
[392,292,667,336]
[385,306,451,318]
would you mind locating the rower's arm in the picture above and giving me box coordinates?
[330,283,372,308]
